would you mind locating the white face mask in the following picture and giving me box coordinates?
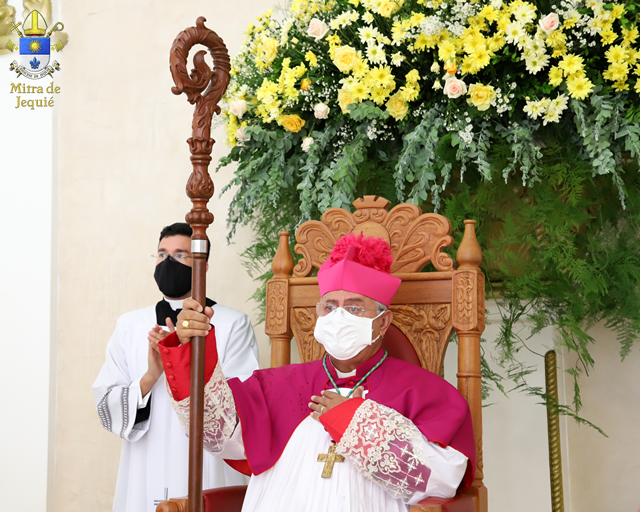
[314,307,383,361]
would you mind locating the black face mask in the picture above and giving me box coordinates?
[153,256,192,299]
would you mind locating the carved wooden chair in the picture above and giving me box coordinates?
[158,195,487,512]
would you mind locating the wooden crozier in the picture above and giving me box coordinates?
[169,17,230,512]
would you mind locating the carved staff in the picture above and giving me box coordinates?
[169,17,230,512]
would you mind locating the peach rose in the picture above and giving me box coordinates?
[314,103,330,119]
[307,18,329,40]
[443,77,467,99]
[301,137,314,152]
[282,114,306,133]
[539,13,560,35]
[229,99,247,118]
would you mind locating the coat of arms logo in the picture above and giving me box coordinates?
[6,9,65,79]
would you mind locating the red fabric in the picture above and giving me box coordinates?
[319,397,365,443]
[382,324,421,367]
[202,485,247,512]
[415,493,475,512]
[158,327,218,402]
[224,459,252,476]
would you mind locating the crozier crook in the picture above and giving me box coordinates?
[169,17,230,512]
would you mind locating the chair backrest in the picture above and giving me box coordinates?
[264,195,487,512]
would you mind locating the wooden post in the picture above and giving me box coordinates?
[452,220,487,512]
[169,17,230,512]
[545,350,565,512]
[267,232,294,367]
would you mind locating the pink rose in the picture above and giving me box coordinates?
[443,77,467,99]
[314,103,330,119]
[235,127,250,143]
[539,13,559,35]
[307,18,329,41]
[229,99,247,118]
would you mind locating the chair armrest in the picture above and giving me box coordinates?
[156,486,248,512]
[409,493,475,512]
[156,498,187,512]
[203,485,248,512]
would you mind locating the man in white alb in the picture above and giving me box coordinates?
[93,223,259,512]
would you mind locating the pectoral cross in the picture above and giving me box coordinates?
[317,444,345,478]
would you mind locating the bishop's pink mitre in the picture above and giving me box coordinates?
[317,233,401,307]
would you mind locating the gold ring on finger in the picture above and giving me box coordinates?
[182,320,190,329]
[321,406,326,414]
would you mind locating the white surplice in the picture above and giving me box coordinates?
[93,300,259,512]
[170,363,469,512]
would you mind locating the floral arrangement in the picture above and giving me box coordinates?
[216,0,640,427]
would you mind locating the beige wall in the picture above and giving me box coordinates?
[44,1,640,512]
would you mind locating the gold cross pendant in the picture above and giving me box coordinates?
[317,444,345,478]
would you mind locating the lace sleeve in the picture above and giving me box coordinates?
[167,360,239,454]
[336,400,467,504]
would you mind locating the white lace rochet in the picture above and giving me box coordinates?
[337,400,448,504]
[167,362,239,453]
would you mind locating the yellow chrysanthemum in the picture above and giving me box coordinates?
[370,86,390,105]
[612,80,629,91]
[623,27,639,45]
[549,66,563,86]
[488,34,506,53]
[405,69,420,84]
[479,5,497,22]
[546,30,566,48]
[559,54,584,76]
[566,75,594,100]
[368,65,396,90]
[610,3,625,19]
[635,80,640,94]
[603,62,629,82]
[438,41,456,61]
[467,46,491,72]
[605,45,627,63]
[600,27,617,45]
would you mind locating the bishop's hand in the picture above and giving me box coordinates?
[176,298,213,344]
[309,387,364,421]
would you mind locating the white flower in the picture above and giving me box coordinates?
[539,13,560,35]
[430,61,441,73]
[307,18,330,40]
[229,99,247,118]
[358,26,377,44]
[443,77,467,98]
[391,52,404,66]
[301,137,314,152]
[366,43,387,64]
[432,80,443,90]
[235,127,250,142]
[314,103,330,119]
[363,12,374,23]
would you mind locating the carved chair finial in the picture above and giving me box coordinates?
[292,196,455,277]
